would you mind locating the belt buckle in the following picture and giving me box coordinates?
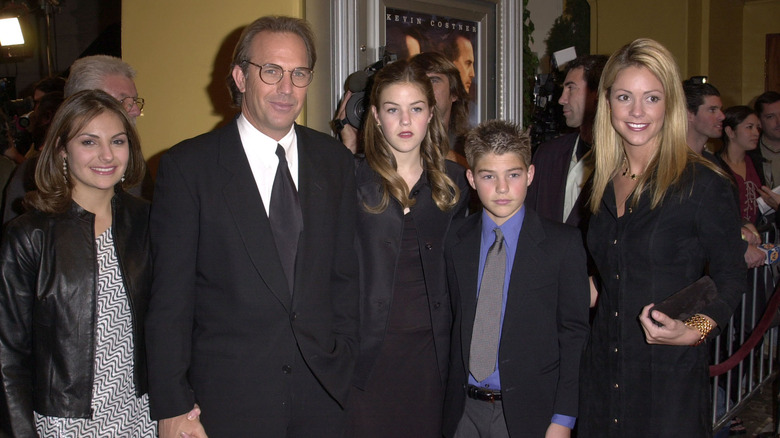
[469,385,498,403]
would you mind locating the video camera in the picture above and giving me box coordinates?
[530,46,577,149]
[341,49,397,130]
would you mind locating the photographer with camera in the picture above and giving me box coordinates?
[1,91,64,224]
[0,77,65,222]
[526,54,607,230]
[0,77,65,164]
[332,55,394,154]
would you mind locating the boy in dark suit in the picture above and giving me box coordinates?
[443,120,590,438]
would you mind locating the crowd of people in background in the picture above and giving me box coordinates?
[0,13,777,438]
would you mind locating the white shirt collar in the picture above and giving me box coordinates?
[236,114,299,216]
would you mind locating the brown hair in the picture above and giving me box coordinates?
[410,52,470,137]
[755,91,780,117]
[227,15,316,107]
[363,59,459,213]
[25,89,145,213]
[464,119,531,170]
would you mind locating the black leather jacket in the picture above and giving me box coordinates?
[0,190,151,437]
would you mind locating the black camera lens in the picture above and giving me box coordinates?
[345,91,368,129]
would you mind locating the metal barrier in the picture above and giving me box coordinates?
[711,229,780,434]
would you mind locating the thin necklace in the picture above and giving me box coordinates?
[622,157,639,180]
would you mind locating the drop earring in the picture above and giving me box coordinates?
[62,157,68,180]
[121,174,126,183]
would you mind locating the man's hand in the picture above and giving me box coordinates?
[545,422,571,438]
[745,244,766,269]
[759,186,780,211]
[158,404,208,438]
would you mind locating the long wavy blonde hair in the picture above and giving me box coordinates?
[363,60,459,213]
[590,38,715,213]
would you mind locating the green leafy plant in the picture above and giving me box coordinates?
[523,0,540,129]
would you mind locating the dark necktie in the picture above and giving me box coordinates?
[575,137,590,161]
[469,228,506,382]
[269,144,303,294]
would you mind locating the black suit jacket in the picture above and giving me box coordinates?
[442,209,590,437]
[145,119,359,435]
[527,132,590,228]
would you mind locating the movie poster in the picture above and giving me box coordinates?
[385,7,479,126]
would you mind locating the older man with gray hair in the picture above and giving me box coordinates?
[64,55,145,120]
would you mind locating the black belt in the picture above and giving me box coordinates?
[467,385,502,402]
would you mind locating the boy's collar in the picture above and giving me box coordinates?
[480,206,525,244]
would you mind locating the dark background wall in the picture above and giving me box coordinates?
[0,0,119,98]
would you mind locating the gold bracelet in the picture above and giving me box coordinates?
[684,314,713,346]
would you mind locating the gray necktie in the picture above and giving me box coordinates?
[469,228,506,382]
[269,144,303,295]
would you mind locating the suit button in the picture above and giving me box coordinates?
[433,302,441,309]
[425,243,433,250]
[282,364,292,374]
[290,312,297,321]
[412,189,420,196]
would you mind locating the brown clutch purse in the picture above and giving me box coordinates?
[649,276,717,326]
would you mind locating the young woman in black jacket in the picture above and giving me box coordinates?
[0,90,197,437]
[347,60,469,437]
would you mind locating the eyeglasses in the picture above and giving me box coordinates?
[120,97,145,112]
[243,60,314,88]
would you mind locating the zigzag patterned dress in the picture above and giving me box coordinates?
[34,228,156,437]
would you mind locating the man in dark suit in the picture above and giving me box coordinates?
[526,55,607,228]
[145,16,359,438]
[443,120,590,437]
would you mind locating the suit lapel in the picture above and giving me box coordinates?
[564,158,593,226]
[502,210,546,337]
[219,120,291,310]
[293,126,328,298]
